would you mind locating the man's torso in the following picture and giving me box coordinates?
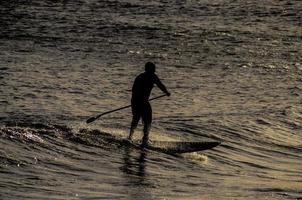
[132,72,157,103]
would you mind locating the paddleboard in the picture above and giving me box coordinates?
[123,139,221,154]
[87,130,221,154]
[147,141,220,154]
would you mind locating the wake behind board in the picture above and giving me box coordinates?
[123,140,221,154]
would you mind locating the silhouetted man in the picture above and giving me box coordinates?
[128,62,170,147]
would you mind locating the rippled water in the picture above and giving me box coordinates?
[1,0,302,199]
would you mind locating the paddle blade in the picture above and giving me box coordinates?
[86,117,96,124]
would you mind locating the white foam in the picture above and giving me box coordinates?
[181,152,208,165]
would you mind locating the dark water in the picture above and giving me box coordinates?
[1,0,302,199]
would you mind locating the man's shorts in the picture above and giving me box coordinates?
[131,101,152,125]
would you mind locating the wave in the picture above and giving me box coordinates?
[1,120,301,199]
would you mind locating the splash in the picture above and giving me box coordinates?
[181,152,208,165]
[0,126,44,143]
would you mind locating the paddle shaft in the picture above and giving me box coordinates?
[87,94,167,123]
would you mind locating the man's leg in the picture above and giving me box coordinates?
[141,123,151,147]
[141,103,152,147]
[128,115,139,140]
[128,104,140,141]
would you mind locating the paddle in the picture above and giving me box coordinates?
[86,94,167,124]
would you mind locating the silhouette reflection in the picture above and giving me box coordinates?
[121,146,147,177]
[120,146,154,200]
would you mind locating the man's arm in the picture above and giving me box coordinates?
[154,75,170,96]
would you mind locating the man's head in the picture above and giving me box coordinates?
[145,62,156,74]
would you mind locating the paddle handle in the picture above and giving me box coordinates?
[86,94,167,123]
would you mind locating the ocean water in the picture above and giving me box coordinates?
[1,0,302,199]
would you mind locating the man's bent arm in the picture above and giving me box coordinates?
[154,75,170,96]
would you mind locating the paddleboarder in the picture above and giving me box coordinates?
[128,62,170,147]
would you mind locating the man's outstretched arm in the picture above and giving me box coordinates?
[154,75,170,96]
